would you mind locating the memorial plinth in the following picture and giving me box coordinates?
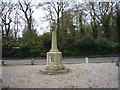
[40,20,70,75]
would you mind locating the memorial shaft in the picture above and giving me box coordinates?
[50,29,58,52]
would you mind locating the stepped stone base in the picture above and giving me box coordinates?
[40,51,70,75]
[40,67,70,75]
[40,64,70,75]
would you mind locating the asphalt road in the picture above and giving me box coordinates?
[1,57,119,65]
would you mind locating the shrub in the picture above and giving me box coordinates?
[61,36,118,57]
[2,35,118,58]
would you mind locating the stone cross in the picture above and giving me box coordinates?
[39,19,70,75]
[50,20,59,52]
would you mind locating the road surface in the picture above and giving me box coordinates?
[1,57,119,65]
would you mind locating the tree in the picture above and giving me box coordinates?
[37,0,71,51]
[72,3,87,37]
[59,11,75,46]
[37,0,70,34]
[0,1,15,38]
[12,7,21,38]
[86,2,100,39]
[115,2,120,42]
[98,2,114,40]
[18,0,37,40]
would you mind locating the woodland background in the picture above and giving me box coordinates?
[1,0,120,58]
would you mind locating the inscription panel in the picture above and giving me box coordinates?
[48,55,55,65]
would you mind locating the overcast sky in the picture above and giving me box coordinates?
[2,0,119,36]
[30,0,119,36]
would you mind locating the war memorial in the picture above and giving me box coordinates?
[40,20,70,75]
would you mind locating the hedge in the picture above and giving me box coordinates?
[2,36,119,58]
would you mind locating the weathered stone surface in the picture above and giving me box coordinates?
[40,51,70,74]
[49,19,58,52]
[47,52,62,65]
[40,20,70,74]
[39,68,70,75]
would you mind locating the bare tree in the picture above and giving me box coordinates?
[85,2,101,39]
[18,0,37,39]
[37,0,70,32]
[12,8,21,38]
[72,3,87,37]
[115,2,120,42]
[97,2,115,40]
[19,0,34,30]
[0,1,15,38]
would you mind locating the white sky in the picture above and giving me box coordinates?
[32,8,50,35]
[2,0,51,36]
